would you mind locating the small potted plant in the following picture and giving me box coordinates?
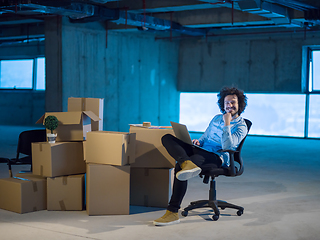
[44,115,59,143]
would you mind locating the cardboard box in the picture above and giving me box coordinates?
[0,176,46,214]
[86,164,130,215]
[36,111,100,142]
[68,97,104,131]
[129,125,176,168]
[130,168,174,208]
[47,174,84,211]
[32,142,86,177]
[85,131,136,166]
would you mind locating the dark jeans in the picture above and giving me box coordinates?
[161,134,222,213]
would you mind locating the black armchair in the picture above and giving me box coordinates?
[0,129,46,177]
[181,119,252,221]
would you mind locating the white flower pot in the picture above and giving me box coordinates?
[47,133,57,144]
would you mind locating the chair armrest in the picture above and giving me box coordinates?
[218,149,238,177]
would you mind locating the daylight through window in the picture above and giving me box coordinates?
[0,57,45,90]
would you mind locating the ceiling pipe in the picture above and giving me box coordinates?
[305,9,320,26]
[0,2,96,19]
[112,10,207,36]
[0,1,207,36]
[238,0,298,26]
[268,0,318,11]
[68,4,119,23]
[155,27,320,40]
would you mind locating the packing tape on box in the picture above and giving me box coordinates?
[14,177,38,192]
[32,181,38,192]
[81,98,86,111]
[39,143,43,152]
[62,177,68,185]
[59,200,66,211]
[40,165,44,176]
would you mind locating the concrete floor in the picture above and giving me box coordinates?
[0,125,320,240]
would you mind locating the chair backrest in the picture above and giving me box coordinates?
[232,118,252,176]
[16,129,46,158]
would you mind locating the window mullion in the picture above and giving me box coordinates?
[33,58,37,90]
[304,93,309,138]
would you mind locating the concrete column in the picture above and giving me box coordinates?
[45,17,63,112]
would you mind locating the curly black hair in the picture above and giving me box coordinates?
[217,87,247,115]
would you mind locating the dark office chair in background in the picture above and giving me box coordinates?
[0,129,46,177]
[181,119,252,221]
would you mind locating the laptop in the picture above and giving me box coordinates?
[170,121,208,151]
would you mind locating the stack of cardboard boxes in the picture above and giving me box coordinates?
[129,125,175,208]
[0,98,103,214]
[0,97,176,214]
[85,130,136,215]
[34,98,104,212]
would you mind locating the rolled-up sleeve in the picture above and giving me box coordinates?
[221,122,247,150]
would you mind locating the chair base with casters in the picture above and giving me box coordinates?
[181,176,244,221]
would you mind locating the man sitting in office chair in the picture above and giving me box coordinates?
[153,86,248,226]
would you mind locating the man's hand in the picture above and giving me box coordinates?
[192,139,200,146]
[223,112,232,126]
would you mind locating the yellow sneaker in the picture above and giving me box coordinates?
[153,210,180,226]
[176,160,201,181]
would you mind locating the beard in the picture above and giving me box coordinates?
[225,108,238,117]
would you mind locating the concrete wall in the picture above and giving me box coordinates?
[3,19,320,127]
[178,33,320,93]
[45,18,180,132]
[0,41,44,59]
[0,90,45,126]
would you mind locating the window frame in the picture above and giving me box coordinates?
[306,47,320,94]
[303,47,320,137]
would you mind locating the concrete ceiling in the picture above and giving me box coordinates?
[1,0,320,43]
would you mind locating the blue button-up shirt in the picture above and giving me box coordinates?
[198,114,248,167]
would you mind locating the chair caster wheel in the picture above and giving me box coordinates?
[237,210,243,216]
[181,211,188,217]
[212,215,219,221]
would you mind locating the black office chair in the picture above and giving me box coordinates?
[0,129,46,177]
[181,119,252,221]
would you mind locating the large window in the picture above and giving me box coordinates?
[180,47,320,139]
[180,93,219,132]
[0,57,45,90]
[242,94,305,137]
[180,92,319,138]
[306,47,320,138]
